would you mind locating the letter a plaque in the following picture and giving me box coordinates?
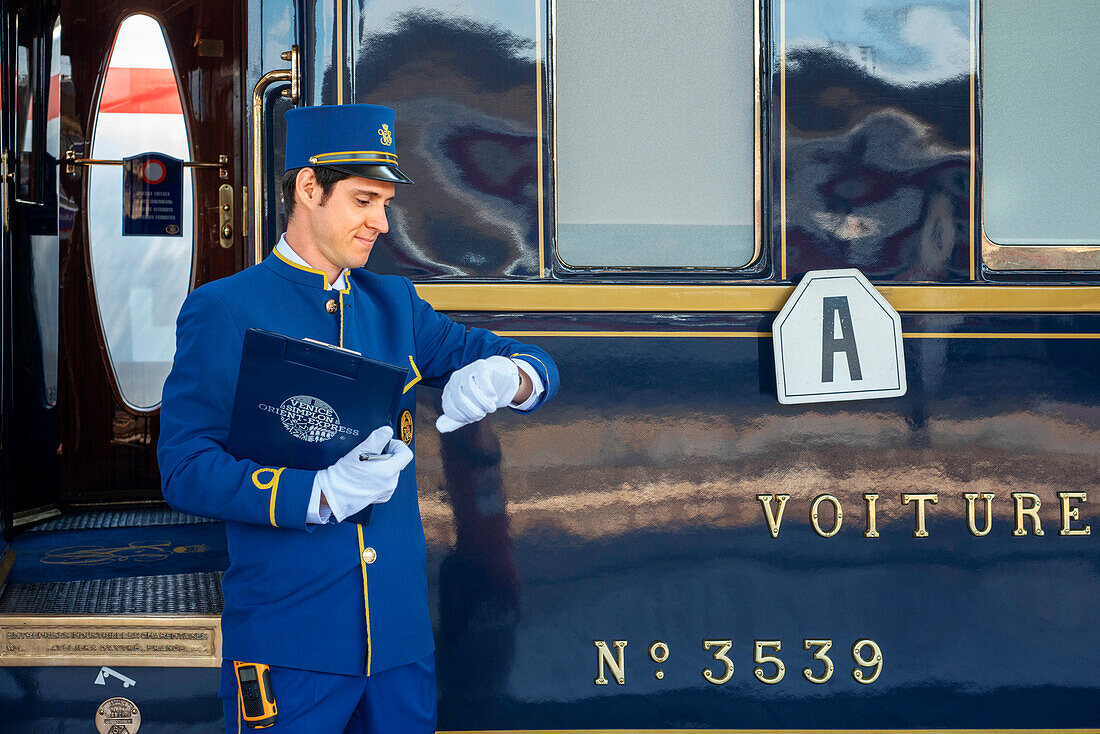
[773,269,906,405]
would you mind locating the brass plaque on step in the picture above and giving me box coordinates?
[0,615,221,667]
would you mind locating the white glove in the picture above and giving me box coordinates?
[435,355,521,433]
[314,426,413,523]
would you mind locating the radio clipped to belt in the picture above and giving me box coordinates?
[234,661,278,728]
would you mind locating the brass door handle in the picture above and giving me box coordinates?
[280,46,301,104]
[64,150,228,178]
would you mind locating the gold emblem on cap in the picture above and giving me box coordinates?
[378,124,393,146]
[96,697,141,733]
[400,409,414,445]
[325,299,338,314]
[309,156,318,165]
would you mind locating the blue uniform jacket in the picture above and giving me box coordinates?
[157,252,559,676]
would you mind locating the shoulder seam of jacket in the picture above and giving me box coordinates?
[208,289,244,335]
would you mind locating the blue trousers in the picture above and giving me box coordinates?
[220,654,436,733]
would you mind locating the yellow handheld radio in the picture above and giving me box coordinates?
[234,660,278,728]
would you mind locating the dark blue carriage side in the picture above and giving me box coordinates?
[295,0,1096,729]
[418,313,1100,730]
[1,0,1098,731]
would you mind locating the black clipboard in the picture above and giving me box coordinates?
[227,328,409,525]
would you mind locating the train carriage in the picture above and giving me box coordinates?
[0,0,1098,731]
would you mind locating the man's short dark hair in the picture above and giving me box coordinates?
[281,166,352,220]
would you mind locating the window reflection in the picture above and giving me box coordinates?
[87,14,193,410]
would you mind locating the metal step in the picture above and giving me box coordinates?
[0,571,224,614]
[27,508,216,532]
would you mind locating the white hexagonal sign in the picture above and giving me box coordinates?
[773,269,906,404]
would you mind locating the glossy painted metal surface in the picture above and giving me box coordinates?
[310,1,1098,730]
[5,0,1100,731]
[415,312,1100,729]
[346,2,543,280]
[0,666,221,732]
[277,0,1100,730]
[299,0,341,106]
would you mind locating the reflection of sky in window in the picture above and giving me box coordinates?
[105,14,174,68]
[263,1,295,71]
[355,0,535,57]
[786,1,968,83]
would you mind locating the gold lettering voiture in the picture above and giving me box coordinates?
[1012,492,1044,536]
[863,493,879,538]
[902,493,938,538]
[757,494,790,538]
[1058,492,1091,536]
[965,492,995,537]
[810,494,843,538]
[752,491,1090,539]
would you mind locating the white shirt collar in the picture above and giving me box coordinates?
[275,234,349,291]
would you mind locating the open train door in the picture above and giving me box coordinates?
[0,0,245,728]
[0,0,245,730]
[0,0,19,554]
[0,0,248,522]
[0,0,61,537]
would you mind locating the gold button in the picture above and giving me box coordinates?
[362,547,377,564]
[325,299,338,314]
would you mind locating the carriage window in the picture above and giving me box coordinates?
[553,1,758,269]
[983,0,1100,252]
[87,14,194,411]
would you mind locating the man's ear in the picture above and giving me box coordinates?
[295,167,319,211]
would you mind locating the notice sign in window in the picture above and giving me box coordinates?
[122,152,183,236]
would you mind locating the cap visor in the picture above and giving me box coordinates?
[321,163,414,185]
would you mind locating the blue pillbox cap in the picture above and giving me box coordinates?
[284,104,413,185]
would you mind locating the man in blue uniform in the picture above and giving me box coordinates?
[157,104,558,732]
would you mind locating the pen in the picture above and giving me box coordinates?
[358,452,394,462]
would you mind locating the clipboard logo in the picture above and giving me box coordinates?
[280,395,340,442]
[258,395,360,443]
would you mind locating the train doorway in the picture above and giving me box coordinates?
[2,0,246,532]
